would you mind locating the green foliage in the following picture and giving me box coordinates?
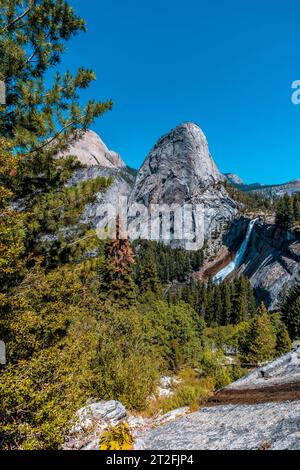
[0,264,100,449]
[281,283,300,340]
[25,176,112,267]
[99,236,138,308]
[94,305,157,411]
[224,181,273,212]
[275,194,300,229]
[198,349,233,389]
[158,371,214,414]
[143,300,206,372]
[275,322,292,355]
[136,244,162,297]
[134,240,204,285]
[239,304,277,365]
[205,322,249,354]
[172,276,256,327]
[0,139,26,290]
[0,0,112,156]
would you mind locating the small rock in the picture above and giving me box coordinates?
[154,407,190,425]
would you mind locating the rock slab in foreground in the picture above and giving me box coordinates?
[135,401,300,450]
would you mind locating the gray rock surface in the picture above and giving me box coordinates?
[135,401,300,450]
[64,400,127,450]
[75,400,127,432]
[227,346,300,390]
[240,220,300,309]
[58,129,125,169]
[129,122,238,244]
[67,165,133,229]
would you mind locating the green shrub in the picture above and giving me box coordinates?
[99,423,133,451]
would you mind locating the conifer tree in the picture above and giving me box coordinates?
[0,138,26,290]
[137,245,161,297]
[221,281,232,325]
[233,277,249,324]
[99,218,137,307]
[0,0,113,265]
[284,297,300,340]
[212,285,222,325]
[240,304,276,365]
[0,0,112,157]
[275,322,292,355]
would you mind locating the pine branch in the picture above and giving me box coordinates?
[1,3,36,32]
[26,118,83,156]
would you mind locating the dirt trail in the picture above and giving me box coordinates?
[207,380,300,406]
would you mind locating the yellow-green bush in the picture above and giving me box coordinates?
[99,423,133,451]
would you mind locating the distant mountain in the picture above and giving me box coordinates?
[224,173,300,197]
[224,173,245,186]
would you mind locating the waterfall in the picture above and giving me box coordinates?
[213,219,257,283]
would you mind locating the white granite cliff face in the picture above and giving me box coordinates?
[128,123,238,242]
[130,123,224,207]
[58,129,125,169]
[60,124,238,245]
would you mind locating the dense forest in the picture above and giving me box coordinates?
[275,193,300,229]
[0,0,298,451]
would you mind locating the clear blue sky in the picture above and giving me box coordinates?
[64,0,300,184]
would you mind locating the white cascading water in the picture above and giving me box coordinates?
[213,219,257,283]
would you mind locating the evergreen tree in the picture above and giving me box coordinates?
[99,219,137,308]
[240,305,276,365]
[275,322,292,355]
[0,0,113,266]
[0,0,112,157]
[212,285,222,325]
[281,283,300,340]
[138,247,162,297]
[0,138,26,290]
[284,297,300,340]
[221,281,232,325]
[233,277,249,323]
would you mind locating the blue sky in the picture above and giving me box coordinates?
[64,0,300,184]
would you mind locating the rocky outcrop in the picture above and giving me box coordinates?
[135,401,300,450]
[205,216,300,308]
[64,400,127,450]
[59,130,125,169]
[129,123,238,244]
[135,347,300,450]
[67,165,134,229]
[239,220,300,309]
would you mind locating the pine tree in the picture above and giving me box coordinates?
[221,281,232,325]
[0,0,112,157]
[0,138,26,290]
[275,322,292,355]
[240,305,276,365]
[285,297,300,340]
[100,219,137,307]
[138,247,161,297]
[0,1,113,266]
[212,285,222,325]
[233,277,249,323]
[293,196,300,223]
